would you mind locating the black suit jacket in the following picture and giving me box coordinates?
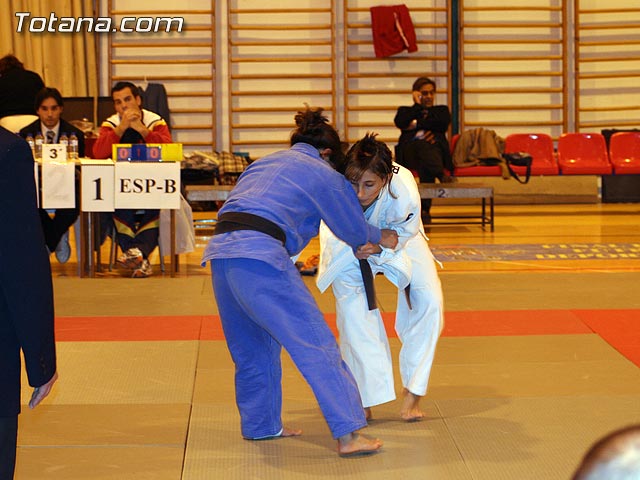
[394,103,454,172]
[0,126,56,417]
[20,118,86,157]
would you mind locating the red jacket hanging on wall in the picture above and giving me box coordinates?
[370,4,418,58]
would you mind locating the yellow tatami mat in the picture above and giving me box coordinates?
[21,342,199,405]
[13,203,640,479]
[17,446,184,480]
[17,330,640,479]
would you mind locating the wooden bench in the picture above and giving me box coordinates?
[185,184,234,202]
[418,183,494,231]
[186,182,495,232]
[184,185,232,231]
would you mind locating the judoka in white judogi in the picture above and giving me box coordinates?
[317,162,444,409]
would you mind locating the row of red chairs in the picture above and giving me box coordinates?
[451,132,640,176]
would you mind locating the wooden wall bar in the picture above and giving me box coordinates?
[101,0,640,156]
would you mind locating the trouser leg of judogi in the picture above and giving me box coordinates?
[396,238,444,397]
[333,264,395,408]
[211,259,283,439]
[211,257,367,440]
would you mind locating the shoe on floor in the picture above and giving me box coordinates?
[117,247,143,269]
[132,259,152,278]
[55,231,71,264]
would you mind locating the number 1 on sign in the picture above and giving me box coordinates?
[81,164,115,212]
[93,178,103,200]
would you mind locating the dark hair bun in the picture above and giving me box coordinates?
[356,133,379,159]
[294,105,329,135]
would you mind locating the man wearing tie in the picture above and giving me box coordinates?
[20,87,85,264]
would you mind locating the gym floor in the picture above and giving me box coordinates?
[17,202,640,479]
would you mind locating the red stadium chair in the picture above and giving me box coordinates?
[504,133,559,175]
[609,132,640,174]
[557,133,612,175]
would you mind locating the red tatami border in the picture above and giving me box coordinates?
[54,309,640,367]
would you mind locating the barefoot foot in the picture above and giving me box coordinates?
[246,425,302,440]
[400,389,425,422]
[337,431,383,457]
[280,426,303,437]
[364,407,373,421]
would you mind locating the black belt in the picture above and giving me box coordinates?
[359,259,413,311]
[359,259,377,311]
[215,212,286,245]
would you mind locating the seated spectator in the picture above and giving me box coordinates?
[0,54,44,132]
[93,81,172,278]
[572,425,640,480]
[20,87,85,264]
[394,76,455,222]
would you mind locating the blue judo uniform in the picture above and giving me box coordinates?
[202,142,382,440]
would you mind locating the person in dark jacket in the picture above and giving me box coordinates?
[394,77,455,222]
[20,87,86,263]
[0,54,44,131]
[0,125,58,480]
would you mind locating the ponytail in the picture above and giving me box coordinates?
[291,105,345,168]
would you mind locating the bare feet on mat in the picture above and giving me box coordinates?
[247,425,302,440]
[337,432,383,457]
[400,388,425,422]
[280,426,303,437]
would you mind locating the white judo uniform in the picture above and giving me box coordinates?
[317,163,444,408]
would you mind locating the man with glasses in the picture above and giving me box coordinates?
[394,77,454,223]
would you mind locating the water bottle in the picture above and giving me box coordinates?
[59,132,69,160]
[34,132,44,159]
[69,132,79,160]
[25,134,35,157]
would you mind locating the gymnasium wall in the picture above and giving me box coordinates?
[99,0,640,157]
